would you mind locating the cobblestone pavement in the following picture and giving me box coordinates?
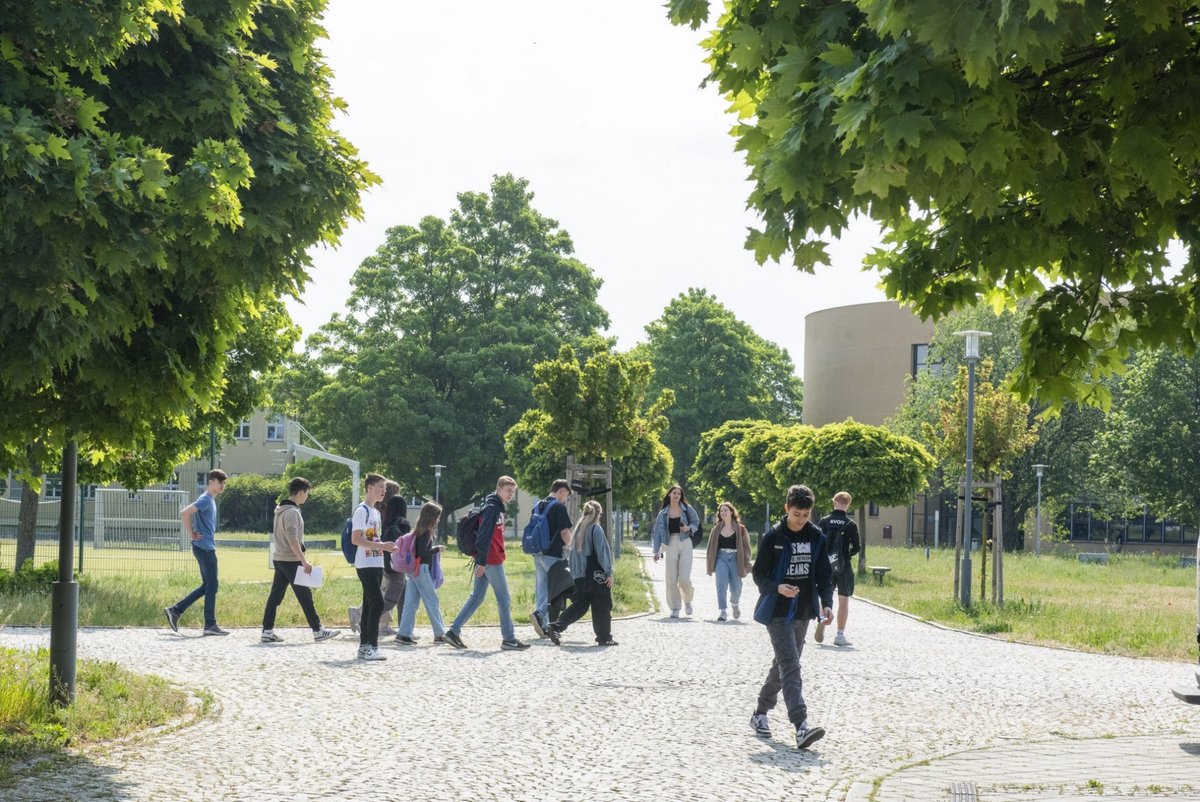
[2,544,1197,801]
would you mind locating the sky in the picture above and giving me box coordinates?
[290,0,888,379]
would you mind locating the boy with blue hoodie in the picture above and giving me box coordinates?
[749,484,833,750]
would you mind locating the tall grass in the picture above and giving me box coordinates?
[0,546,652,630]
[859,546,1197,660]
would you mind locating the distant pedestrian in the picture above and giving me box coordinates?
[395,501,448,646]
[705,501,752,621]
[442,476,530,651]
[165,469,229,636]
[530,479,573,638]
[260,477,340,644]
[651,484,700,617]
[816,491,860,647]
[352,473,396,661]
[749,484,833,750]
[547,500,616,647]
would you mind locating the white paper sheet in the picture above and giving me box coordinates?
[292,565,324,589]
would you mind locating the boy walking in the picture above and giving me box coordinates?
[352,473,396,661]
[531,479,573,638]
[260,477,340,644]
[749,484,833,750]
[443,476,530,651]
[165,469,229,635]
[816,491,860,646]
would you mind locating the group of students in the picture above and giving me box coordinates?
[164,468,855,751]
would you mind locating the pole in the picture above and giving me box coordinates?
[1033,464,1046,557]
[961,356,976,608]
[49,440,79,706]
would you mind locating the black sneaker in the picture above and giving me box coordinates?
[394,635,417,646]
[596,638,618,647]
[442,630,466,649]
[750,713,771,738]
[531,610,546,639]
[164,607,180,633]
[546,625,562,646]
[500,639,530,651]
[202,625,229,636]
[796,721,825,750]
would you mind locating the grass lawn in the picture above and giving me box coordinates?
[857,545,1198,661]
[0,541,652,630]
[0,647,204,782]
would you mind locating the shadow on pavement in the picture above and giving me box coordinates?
[0,750,136,802]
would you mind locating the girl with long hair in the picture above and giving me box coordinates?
[650,484,700,617]
[547,500,617,647]
[395,501,448,646]
[705,501,753,620]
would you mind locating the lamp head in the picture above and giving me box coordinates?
[952,330,992,360]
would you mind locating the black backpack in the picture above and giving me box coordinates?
[456,508,483,556]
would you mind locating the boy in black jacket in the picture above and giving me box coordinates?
[749,484,833,750]
[816,491,861,646]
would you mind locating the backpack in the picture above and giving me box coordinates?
[390,531,420,576]
[455,508,484,556]
[521,497,559,555]
[340,502,369,564]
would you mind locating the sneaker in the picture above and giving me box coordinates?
[394,635,417,646]
[732,604,741,620]
[433,635,446,644]
[442,630,466,650]
[202,625,229,636]
[796,721,826,750]
[833,632,851,647]
[313,628,340,643]
[596,638,618,647]
[379,626,397,637]
[164,607,180,633]
[531,610,546,639]
[260,630,284,643]
[718,611,728,622]
[347,606,361,634]
[750,713,771,738]
[814,620,826,643]
[685,602,694,615]
[500,639,530,651]
[546,625,562,646]
[669,610,680,619]
[357,646,387,662]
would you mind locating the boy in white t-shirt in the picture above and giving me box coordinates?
[352,473,395,661]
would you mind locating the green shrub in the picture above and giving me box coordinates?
[218,474,287,532]
[302,480,352,532]
[0,562,61,594]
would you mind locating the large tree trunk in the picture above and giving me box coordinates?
[15,479,38,571]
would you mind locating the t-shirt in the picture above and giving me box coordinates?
[543,500,573,559]
[766,523,822,620]
[191,493,217,551]
[352,504,384,569]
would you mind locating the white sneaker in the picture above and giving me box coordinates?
[685,602,693,615]
[796,720,826,749]
[750,713,771,738]
[732,604,741,620]
[669,610,680,619]
[260,630,284,643]
[717,610,727,621]
[834,632,851,647]
[313,628,340,642]
[357,646,387,661]
[348,607,361,634]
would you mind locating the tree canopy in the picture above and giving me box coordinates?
[0,0,373,481]
[279,175,609,507]
[668,0,1200,409]
[635,288,802,486]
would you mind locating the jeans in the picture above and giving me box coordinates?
[450,563,515,642]
[398,564,445,638]
[553,578,613,643]
[171,544,219,628]
[533,553,564,622]
[714,551,742,611]
[261,560,322,631]
[757,617,812,727]
[662,535,694,613]
[356,567,384,647]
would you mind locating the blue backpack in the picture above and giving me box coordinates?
[521,497,560,555]
[340,502,370,564]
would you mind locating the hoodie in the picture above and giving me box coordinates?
[271,500,305,562]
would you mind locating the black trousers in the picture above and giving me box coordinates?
[261,560,322,631]
[356,566,384,647]
[553,578,612,642]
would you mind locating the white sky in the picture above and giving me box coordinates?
[290,0,888,379]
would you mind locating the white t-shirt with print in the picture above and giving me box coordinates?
[352,503,384,569]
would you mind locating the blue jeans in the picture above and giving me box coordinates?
[714,551,742,611]
[533,553,564,622]
[398,564,445,638]
[757,617,811,727]
[450,563,515,641]
[172,544,219,628]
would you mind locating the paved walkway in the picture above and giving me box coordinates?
[1,544,1198,801]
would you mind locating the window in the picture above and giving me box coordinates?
[44,476,63,499]
[868,502,879,518]
[234,420,251,440]
[196,472,208,490]
[165,472,180,491]
[80,484,96,499]
[266,414,285,441]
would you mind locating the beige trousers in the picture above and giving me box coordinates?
[663,534,695,613]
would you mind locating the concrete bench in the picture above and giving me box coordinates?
[1078,552,1109,564]
[869,566,892,585]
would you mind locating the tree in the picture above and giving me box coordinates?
[0,0,373,479]
[729,423,812,515]
[1092,348,1200,529]
[290,175,609,507]
[636,289,802,488]
[668,0,1200,409]
[690,418,774,519]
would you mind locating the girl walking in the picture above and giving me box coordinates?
[705,501,752,621]
[395,502,448,646]
[650,484,700,617]
[547,500,616,647]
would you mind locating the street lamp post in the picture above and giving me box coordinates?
[431,464,445,505]
[954,329,991,608]
[1033,464,1048,557]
